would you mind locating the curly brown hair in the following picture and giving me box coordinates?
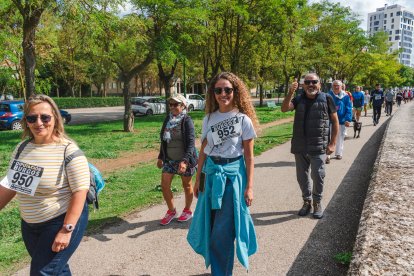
[206,72,259,130]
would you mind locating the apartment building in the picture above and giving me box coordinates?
[367,4,414,67]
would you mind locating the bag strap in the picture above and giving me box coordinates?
[15,139,32,160]
[63,143,85,176]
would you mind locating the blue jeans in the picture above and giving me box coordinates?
[295,153,326,202]
[21,203,89,276]
[210,179,235,276]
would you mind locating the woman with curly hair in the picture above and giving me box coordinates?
[187,72,258,275]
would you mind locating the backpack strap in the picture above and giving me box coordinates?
[15,139,32,160]
[64,149,85,166]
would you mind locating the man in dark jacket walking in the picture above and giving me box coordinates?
[370,84,385,126]
[281,73,339,219]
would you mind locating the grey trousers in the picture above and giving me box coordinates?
[294,152,326,202]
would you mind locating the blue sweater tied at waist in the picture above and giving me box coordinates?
[187,156,258,270]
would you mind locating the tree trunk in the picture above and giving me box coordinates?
[157,60,177,113]
[103,80,106,98]
[284,71,290,95]
[140,76,145,96]
[122,79,134,132]
[259,83,264,107]
[22,16,39,98]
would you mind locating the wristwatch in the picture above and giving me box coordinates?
[63,224,74,232]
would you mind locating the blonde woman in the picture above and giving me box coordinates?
[0,94,90,275]
[187,72,258,275]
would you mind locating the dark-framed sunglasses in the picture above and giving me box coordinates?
[26,114,53,124]
[213,87,234,95]
[169,102,181,107]
[304,80,319,85]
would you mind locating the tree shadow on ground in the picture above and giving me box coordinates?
[286,122,387,276]
[252,211,298,226]
[85,216,191,242]
[255,161,296,168]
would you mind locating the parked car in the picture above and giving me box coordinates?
[184,93,205,111]
[0,100,71,130]
[131,96,166,116]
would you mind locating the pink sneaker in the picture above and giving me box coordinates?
[160,209,176,225]
[177,209,193,222]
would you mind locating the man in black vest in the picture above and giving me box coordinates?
[370,84,385,126]
[281,73,339,219]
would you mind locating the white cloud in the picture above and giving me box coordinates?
[310,0,414,30]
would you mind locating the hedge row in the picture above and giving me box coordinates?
[53,97,124,109]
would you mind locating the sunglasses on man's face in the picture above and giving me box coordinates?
[304,80,319,85]
[26,114,53,124]
[169,102,181,107]
[213,87,234,95]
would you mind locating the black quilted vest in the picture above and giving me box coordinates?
[291,92,330,154]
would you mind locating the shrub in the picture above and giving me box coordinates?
[53,97,124,109]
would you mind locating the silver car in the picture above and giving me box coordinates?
[131,96,166,116]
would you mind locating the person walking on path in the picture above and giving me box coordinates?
[396,91,403,107]
[281,73,339,219]
[364,89,371,116]
[157,94,197,225]
[187,72,258,275]
[352,86,364,122]
[0,94,90,275]
[328,80,352,161]
[370,84,385,126]
[384,89,395,116]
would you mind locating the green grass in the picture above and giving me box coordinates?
[254,123,293,156]
[334,252,352,265]
[0,107,293,274]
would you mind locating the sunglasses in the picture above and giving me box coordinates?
[304,80,319,85]
[26,114,53,124]
[169,102,181,107]
[213,87,234,95]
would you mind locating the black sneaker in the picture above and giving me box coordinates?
[313,201,324,219]
[298,200,312,216]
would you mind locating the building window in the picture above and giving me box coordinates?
[374,27,379,31]
[395,30,400,34]
[392,18,394,23]
[389,30,393,35]
[384,14,387,18]
[395,36,400,40]
[389,37,392,41]
[391,24,394,29]
[397,11,401,16]
[374,21,379,26]
[390,13,393,17]
[374,15,376,19]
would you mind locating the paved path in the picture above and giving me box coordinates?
[65,98,280,125]
[16,106,400,275]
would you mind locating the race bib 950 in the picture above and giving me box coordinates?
[3,160,44,196]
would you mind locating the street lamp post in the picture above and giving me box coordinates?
[183,59,187,97]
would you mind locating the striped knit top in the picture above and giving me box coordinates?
[9,139,90,223]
